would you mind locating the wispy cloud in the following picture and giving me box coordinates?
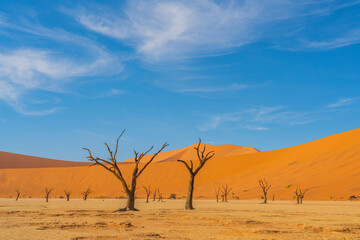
[74,0,360,61]
[326,98,359,108]
[241,125,268,131]
[93,89,125,99]
[178,83,249,93]
[0,18,121,115]
[200,106,320,131]
[305,30,360,50]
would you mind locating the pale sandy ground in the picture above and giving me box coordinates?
[0,199,359,240]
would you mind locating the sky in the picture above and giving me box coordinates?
[0,0,359,162]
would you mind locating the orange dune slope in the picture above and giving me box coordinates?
[0,151,90,169]
[124,143,259,163]
[0,129,359,200]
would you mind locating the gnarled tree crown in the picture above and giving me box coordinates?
[177,138,215,176]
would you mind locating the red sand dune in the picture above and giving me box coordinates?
[0,151,90,169]
[0,129,359,200]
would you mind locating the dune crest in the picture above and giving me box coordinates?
[0,151,90,169]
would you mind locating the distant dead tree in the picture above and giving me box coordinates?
[82,188,93,201]
[294,188,308,204]
[215,187,221,202]
[45,188,53,202]
[220,184,232,202]
[15,190,20,201]
[272,193,275,201]
[258,178,271,204]
[143,185,151,203]
[83,129,168,211]
[349,195,359,201]
[152,189,157,202]
[64,190,71,201]
[178,138,215,210]
[157,189,163,202]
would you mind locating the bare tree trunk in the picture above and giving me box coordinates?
[15,190,20,201]
[153,190,157,202]
[66,195,70,201]
[143,185,151,203]
[124,190,136,211]
[215,187,220,202]
[185,175,195,210]
[263,189,267,204]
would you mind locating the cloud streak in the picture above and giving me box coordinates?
[75,0,360,61]
[0,18,121,115]
[326,98,359,108]
[200,106,320,131]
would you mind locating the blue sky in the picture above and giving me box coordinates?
[0,0,359,161]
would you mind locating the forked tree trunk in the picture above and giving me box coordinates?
[185,175,195,210]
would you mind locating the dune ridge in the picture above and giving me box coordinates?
[0,151,90,169]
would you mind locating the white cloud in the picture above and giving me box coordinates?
[93,88,125,99]
[200,106,319,131]
[242,125,268,131]
[178,83,249,93]
[0,47,118,115]
[75,0,360,61]
[305,30,360,50]
[326,98,358,108]
[0,19,121,115]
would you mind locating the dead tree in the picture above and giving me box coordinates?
[45,188,53,202]
[157,189,163,202]
[83,130,168,211]
[220,184,232,202]
[215,187,220,202]
[143,185,151,203]
[349,195,359,201]
[15,190,20,201]
[82,188,93,200]
[294,188,308,204]
[258,178,271,204]
[64,190,71,201]
[152,189,157,202]
[177,138,215,210]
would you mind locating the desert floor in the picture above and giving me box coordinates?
[0,198,359,240]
